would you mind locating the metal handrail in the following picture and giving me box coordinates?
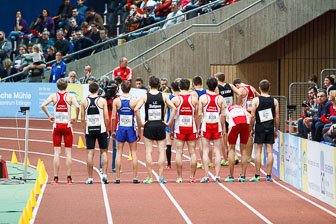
[320,68,336,88]
[2,0,226,82]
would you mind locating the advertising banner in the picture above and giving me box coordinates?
[301,138,308,193]
[284,133,302,190]
[261,131,280,179]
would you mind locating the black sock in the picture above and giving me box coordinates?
[54,176,59,180]
[67,176,72,180]
[241,176,245,178]
[266,174,271,178]
[255,174,260,178]
[166,145,171,165]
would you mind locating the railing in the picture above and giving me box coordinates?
[2,0,230,82]
[273,95,287,133]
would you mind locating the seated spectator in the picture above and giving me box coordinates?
[30,8,55,37]
[22,43,46,82]
[324,76,336,96]
[73,30,95,59]
[130,7,157,40]
[46,46,57,66]
[89,22,100,43]
[162,1,184,29]
[81,21,92,38]
[7,10,29,41]
[66,17,80,39]
[39,30,54,54]
[0,58,18,81]
[55,0,74,30]
[140,0,157,15]
[24,44,44,67]
[212,0,233,10]
[94,28,113,53]
[50,52,66,83]
[183,0,208,19]
[135,77,148,90]
[323,90,336,145]
[79,65,96,83]
[0,31,12,63]
[113,57,132,83]
[311,89,332,142]
[159,77,172,93]
[71,7,85,27]
[125,5,143,33]
[13,44,27,71]
[54,29,70,56]
[154,0,172,22]
[77,0,88,17]
[86,7,104,29]
[66,31,77,61]
[64,71,80,83]
[298,86,318,139]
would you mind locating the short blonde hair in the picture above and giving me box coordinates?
[2,58,12,69]
[330,90,336,101]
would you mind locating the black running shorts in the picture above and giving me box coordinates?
[86,132,108,149]
[144,121,166,141]
[254,127,275,144]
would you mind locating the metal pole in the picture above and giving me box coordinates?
[24,109,29,180]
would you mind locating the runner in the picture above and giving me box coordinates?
[198,77,225,183]
[41,78,80,184]
[250,79,279,182]
[171,78,198,183]
[81,82,110,184]
[223,104,250,182]
[111,81,141,184]
[135,75,177,184]
[215,72,242,166]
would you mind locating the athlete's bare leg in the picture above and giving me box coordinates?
[201,137,210,177]
[213,138,222,177]
[247,136,253,161]
[144,137,153,179]
[100,148,108,175]
[175,139,185,179]
[129,141,138,178]
[53,147,61,177]
[115,141,125,179]
[228,144,235,177]
[157,139,166,179]
[186,140,197,178]
[87,149,95,178]
[254,144,263,175]
[240,144,247,177]
[265,144,273,175]
[221,136,228,161]
[197,137,203,164]
[65,147,72,176]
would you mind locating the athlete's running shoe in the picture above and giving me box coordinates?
[209,163,214,168]
[200,177,209,183]
[247,158,252,163]
[114,178,120,184]
[176,178,183,183]
[224,176,234,182]
[67,177,73,184]
[215,177,221,183]
[143,177,153,184]
[165,165,172,169]
[51,177,59,184]
[249,175,260,182]
[102,176,109,184]
[133,178,140,184]
[197,163,204,169]
[266,175,273,182]
[238,175,246,182]
[158,177,167,184]
[85,178,93,184]
[221,160,229,166]
[189,177,196,183]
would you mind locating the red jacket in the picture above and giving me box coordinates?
[113,66,133,83]
[155,1,172,17]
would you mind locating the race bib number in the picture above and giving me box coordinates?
[179,115,192,127]
[224,97,233,106]
[258,108,273,122]
[148,109,161,121]
[87,114,101,127]
[247,100,253,111]
[231,108,244,118]
[120,115,133,127]
[55,112,69,124]
[205,112,219,124]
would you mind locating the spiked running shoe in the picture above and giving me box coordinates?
[67,177,73,184]
[266,175,273,182]
[249,175,260,182]
[238,175,246,182]
[209,163,214,168]
[158,177,167,184]
[189,177,196,183]
[197,163,204,169]
[165,165,172,169]
[143,177,153,184]
[85,178,93,184]
[133,178,140,184]
[102,176,109,184]
[215,177,221,183]
[114,178,120,184]
[224,176,234,182]
[221,160,229,166]
[200,177,210,183]
[51,177,59,184]
[176,178,183,183]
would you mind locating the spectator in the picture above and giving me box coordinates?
[86,7,104,29]
[46,46,57,66]
[13,44,27,71]
[90,22,100,43]
[154,0,172,22]
[67,31,77,61]
[162,1,184,29]
[79,65,96,83]
[66,17,80,39]
[7,10,29,41]
[184,0,208,19]
[77,0,88,17]
[135,77,148,90]
[140,0,157,15]
[50,52,66,83]
[113,57,132,83]
[125,5,143,33]
[30,8,55,36]
[159,77,172,93]
[71,7,85,27]
[73,30,95,59]
[298,86,318,139]
[56,0,74,30]
[24,44,44,67]
[0,58,18,81]
[94,28,113,53]
[39,30,54,54]
[64,71,80,83]
[311,89,332,142]
[0,31,12,62]
[25,52,47,83]
[323,90,336,145]
[324,76,336,96]
[54,29,70,56]
[130,7,156,40]
[81,21,92,38]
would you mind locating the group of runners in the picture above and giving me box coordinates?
[41,72,279,184]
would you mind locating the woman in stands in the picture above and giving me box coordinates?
[322,90,336,145]
[29,8,55,39]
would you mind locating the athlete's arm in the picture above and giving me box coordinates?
[193,96,199,134]
[218,97,226,134]
[252,87,260,97]
[230,84,242,98]
[70,94,80,123]
[249,97,258,134]
[168,96,179,138]
[101,99,110,138]
[274,98,279,139]
[214,86,219,94]
[134,94,147,112]
[111,98,118,139]
[191,91,198,99]
[238,88,247,106]
[198,95,206,134]
[41,94,55,122]
[164,94,177,127]
[81,100,87,132]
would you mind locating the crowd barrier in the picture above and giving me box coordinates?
[261,132,336,208]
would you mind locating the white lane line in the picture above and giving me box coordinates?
[171,149,272,224]
[235,152,336,218]
[0,145,113,224]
